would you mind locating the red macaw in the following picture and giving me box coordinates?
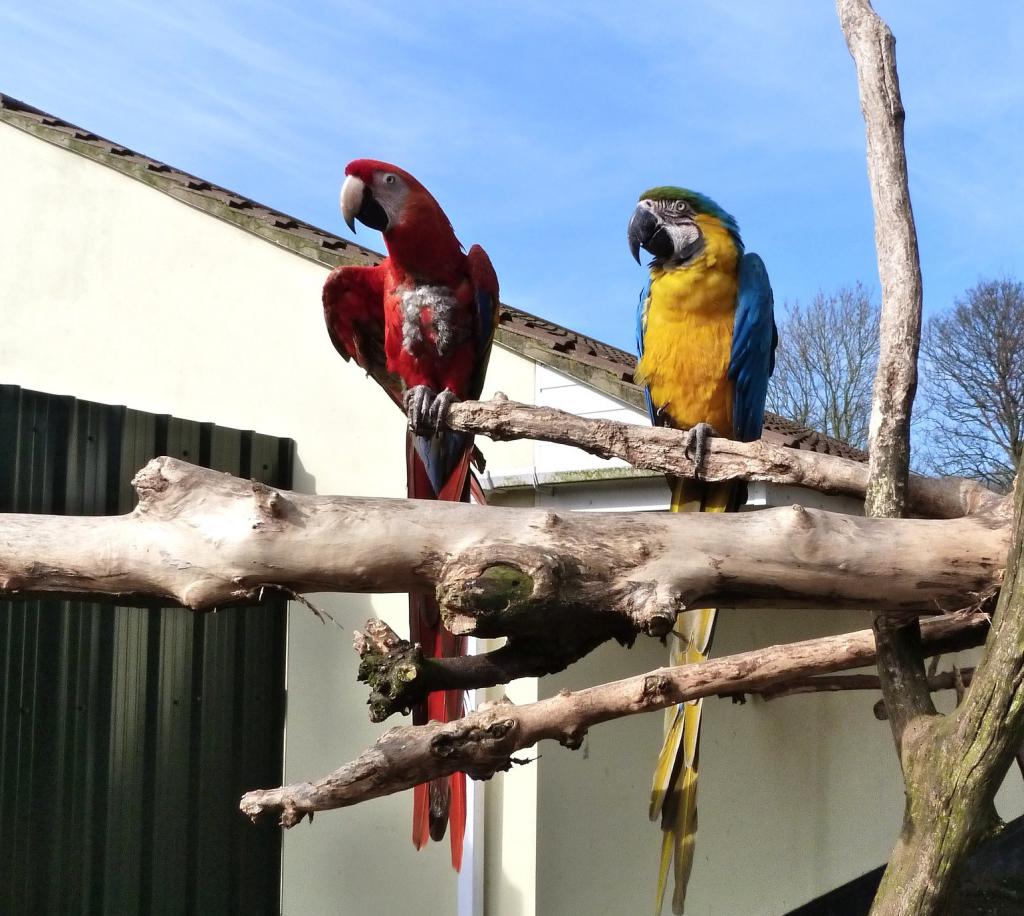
[322,159,499,871]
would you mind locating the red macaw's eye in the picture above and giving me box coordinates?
[384,174,397,185]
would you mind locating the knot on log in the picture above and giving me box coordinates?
[559,726,587,750]
[429,714,520,780]
[641,673,672,705]
[132,457,173,508]
[0,575,24,593]
[250,480,288,528]
[278,799,315,829]
[618,581,686,638]
[438,545,565,638]
[789,504,814,530]
[430,717,515,756]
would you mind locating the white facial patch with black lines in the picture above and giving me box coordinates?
[663,221,705,265]
[399,285,470,358]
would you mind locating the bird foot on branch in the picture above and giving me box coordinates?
[683,422,718,478]
[429,388,457,433]
[403,385,458,437]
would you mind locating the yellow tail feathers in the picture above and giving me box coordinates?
[652,478,736,915]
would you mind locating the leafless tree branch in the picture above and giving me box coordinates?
[920,279,1024,491]
[767,284,880,451]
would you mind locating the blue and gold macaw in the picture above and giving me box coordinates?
[628,187,777,914]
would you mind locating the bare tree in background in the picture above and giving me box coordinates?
[919,278,1024,492]
[767,283,879,450]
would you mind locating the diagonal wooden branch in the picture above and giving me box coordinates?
[239,611,989,827]
[447,398,1005,520]
[0,458,1008,632]
[758,667,975,703]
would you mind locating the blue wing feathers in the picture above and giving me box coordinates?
[636,282,657,425]
[728,253,777,442]
[475,288,495,357]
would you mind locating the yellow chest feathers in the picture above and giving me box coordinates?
[635,216,740,434]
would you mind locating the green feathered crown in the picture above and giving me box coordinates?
[639,186,743,251]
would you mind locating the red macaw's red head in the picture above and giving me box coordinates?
[340,159,439,235]
[339,159,464,281]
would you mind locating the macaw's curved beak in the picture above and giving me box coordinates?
[340,174,389,234]
[627,202,673,264]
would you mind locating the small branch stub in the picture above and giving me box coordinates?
[354,620,428,723]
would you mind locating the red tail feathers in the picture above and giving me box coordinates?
[407,433,476,870]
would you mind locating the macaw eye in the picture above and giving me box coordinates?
[384,174,397,185]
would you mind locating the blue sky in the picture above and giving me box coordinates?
[2,0,1021,350]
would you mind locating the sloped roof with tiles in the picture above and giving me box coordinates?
[0,92,866,462]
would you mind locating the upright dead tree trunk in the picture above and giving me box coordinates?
[835,0,937,749]
[837,2,1024,912]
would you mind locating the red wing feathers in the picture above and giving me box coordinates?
[322,263,404,407]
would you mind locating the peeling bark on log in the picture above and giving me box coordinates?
[240,611,989,827]
[0,458,1009,631]
[447,398,1004,520]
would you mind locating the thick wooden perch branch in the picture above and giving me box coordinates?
[240,611,989,827]
[0,458,1008,633]
[447,398,1004,520]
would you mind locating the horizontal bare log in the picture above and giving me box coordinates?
[0,458,1008,633]
[240,611,989,826]
[449,397,1005,519]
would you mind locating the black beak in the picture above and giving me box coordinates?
[627,203,673,264]
[340,175,390,234]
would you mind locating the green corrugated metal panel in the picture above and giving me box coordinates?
[0,385,293,915]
